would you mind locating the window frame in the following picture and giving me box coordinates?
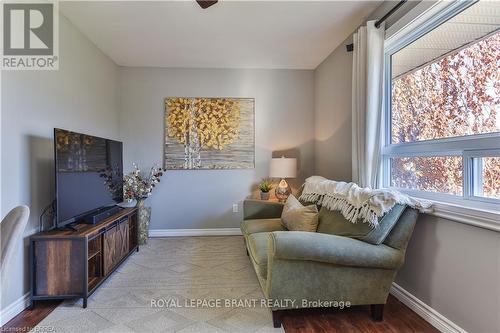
[381,0,500,224]
[463,149,500,204]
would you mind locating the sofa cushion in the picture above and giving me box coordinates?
[317,208,372,236]
[247,232,270,279]
[383,207,418,250]
[317,204,407,245]
[360,205,407,245]
[241,218,285,236]
[281,195,319,232]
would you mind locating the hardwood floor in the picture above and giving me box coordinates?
[281,295,439,333]
[1,300,60,332]
[2,295,438,332]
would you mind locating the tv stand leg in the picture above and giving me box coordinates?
[136,246,139,252]
[83,298,87,308]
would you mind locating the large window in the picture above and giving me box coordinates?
[383,1,500,208]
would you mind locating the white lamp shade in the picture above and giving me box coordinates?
[269,157,297,178]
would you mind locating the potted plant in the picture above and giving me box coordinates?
[259,179,273,200]
[124,164,164,245]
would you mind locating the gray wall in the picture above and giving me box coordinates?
[1,16,119,312]
[396,215,500,333]
[313,2,500,332]
[119,68,315,230]
[314,34,353,182]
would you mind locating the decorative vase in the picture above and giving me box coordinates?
[260,192,270,200]
[136,198,151,245]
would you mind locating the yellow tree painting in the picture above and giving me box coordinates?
[165,97,255,169]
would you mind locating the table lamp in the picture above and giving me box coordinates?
[269,156,297,202]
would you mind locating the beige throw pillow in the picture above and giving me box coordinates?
[281,195,319,232]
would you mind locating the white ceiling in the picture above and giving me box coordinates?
[60,1,381,69]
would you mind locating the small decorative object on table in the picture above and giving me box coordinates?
[124,164,164,245]
[269,156,297,202]
[258,179,273,200]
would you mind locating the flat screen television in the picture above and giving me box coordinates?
[54,128,123,227]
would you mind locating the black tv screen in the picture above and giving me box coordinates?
[54,129,123,226]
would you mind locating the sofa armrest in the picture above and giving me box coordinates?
[243,199,284,220]
[268,231,403,270]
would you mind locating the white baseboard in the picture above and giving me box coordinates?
[0,292,30,326]
[149,228,242,237]
[390,283,467,333]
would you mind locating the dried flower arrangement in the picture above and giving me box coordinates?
[124,164,164,201]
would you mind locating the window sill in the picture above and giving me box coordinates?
[416,198,500,232]
[390,189,500,232]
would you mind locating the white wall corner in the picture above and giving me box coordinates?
[0,292,30,326]
[149,228,242,237]
[390,283,468,333]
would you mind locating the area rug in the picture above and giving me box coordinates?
[34,236,283,333]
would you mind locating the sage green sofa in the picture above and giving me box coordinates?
[241,199,418,328]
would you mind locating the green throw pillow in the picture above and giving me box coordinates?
[316,204,407,245]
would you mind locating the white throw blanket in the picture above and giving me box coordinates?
[299,176,433,228]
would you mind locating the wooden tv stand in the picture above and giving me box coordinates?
[29,207,138,308]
